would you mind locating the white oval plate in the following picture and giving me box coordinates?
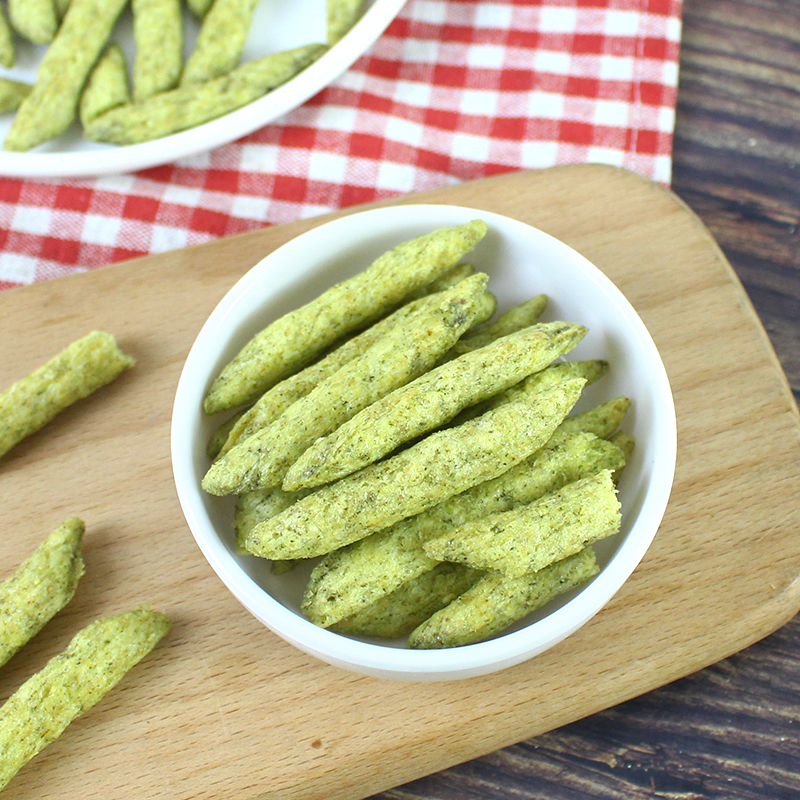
[0,0,406,178]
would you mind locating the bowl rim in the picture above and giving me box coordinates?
[171,203,678,679]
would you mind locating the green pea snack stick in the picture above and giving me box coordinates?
[85,43,328,147]
[0,517,84,668]
[234,484,309,552]
[0,78,30,114]
[284,321,587,491]
[0,5,16,68]
[202,274,496,494]
[79,43,130,129]
[202,220,489,414]
[404,263,476,300]
[451,359,609,425]
[407,548,599,649]
[0,608,170,791]
[132,0,183,101]
[0,331,135,459]
[331,563,480,639]
[302,429,625,628]
[4,0,131,151]
[424,470,621,577]
[216,268,482,458]
[207,408,248,460]
[243,378,586,561]
[327,0,367,44]
[7,0,58,44]
[452,294,548,355]
[181,0,260,85]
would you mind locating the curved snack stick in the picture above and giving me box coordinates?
[0,517,84,668]
[424,470,621,577]
[302,430,625,627]
[202,220,489,415]
[327,0,366,44]
[244,379,587,561]
[0,78,31,114]
[0,608,170,791]
[217,267,479,458]
[452,359,609,425]
[85,43,328,147]
[7,0,58,44]
[132,0,183,101]
[202,275,496,494]
[79,43,130,129]
[0,6,16,68]
[181,0,260,85]
[452,294,548,355]
[407,548,599,649]
[3,0,130,152]
[284,321,587,491]
[331,563,480,639]
[186,0,213,16]
[0,331,134,459]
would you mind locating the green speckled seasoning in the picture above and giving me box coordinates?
[244,378,586,561]
[216,268,480,458]
[424,470,621,577]
[0,331,135,459]
[332,563,480,639]
[0,518,85,668]
[202,274,495,495]
[407,548,599,649]
[302,429,626,628]
[284,321,587,491]
[0,608,170,791]
[202,220,489,414]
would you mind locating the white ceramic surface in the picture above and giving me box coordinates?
[171,204,678,681]
[0,0,406,178]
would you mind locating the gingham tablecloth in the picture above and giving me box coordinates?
[0,0,682,292]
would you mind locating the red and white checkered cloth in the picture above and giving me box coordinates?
[0,0,681,291]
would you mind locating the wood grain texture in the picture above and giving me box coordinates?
[371,1,800,798]
[0,164,798,799]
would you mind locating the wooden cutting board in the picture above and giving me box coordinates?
[1,164,798,800]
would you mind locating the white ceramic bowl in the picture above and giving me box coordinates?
[171,204,677,681]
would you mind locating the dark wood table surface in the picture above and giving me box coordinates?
[372,1,800,798]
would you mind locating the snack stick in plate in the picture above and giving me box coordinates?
[0,331,134,459]
[424,470,621,578]
[608,429,635,482]
[284,321,587,491]
[202,220,489,414]
[327,0,367,44]
[0,6,15,68]
[453,359,609,425]
[0,608,170,791]
[132,0,183,101]
[202,274,496,494]
[216,267,481,458]
[557,395,631,440]
[244,378,586,561]
[7,0,58,44]
[302,430,626,627]
[407,548,599,649]
[0,78,30,114]
[3,0,130,152]
[404,263,476,301]
[85,42,328,147]
[451,295,548,355]
[234,485,309,551]
[0,517,84,668]
[79,43,130,129]
[331,563,481,639]
[180,0,260,85]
